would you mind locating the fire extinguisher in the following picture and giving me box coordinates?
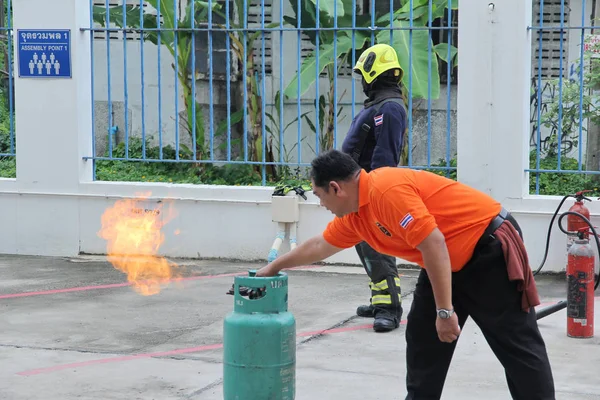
[567,190,592,252]
[567,231,595,338]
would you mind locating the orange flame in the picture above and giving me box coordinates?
[98,192,180,296]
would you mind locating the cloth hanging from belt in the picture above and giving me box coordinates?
[494,220,541,311]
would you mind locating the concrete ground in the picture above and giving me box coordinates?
[1,254,599,400]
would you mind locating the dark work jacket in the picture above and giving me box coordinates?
[341,96,407,172]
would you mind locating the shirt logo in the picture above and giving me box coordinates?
[374,114,383,126]
[400,213,414,229]
[376,222,392,237]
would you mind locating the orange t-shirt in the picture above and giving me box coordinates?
[322,168,502,272]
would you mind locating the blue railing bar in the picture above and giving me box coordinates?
[0,153,16,157]
[157,1,163,159]
[556,0,565,170]
[534,0,544,195]
[243,0,248,163]
[82,155,458,171]
[6,0,13,156]
[192,0,198,161]
[83,156,313,167]
[296,0,301,166]
[122,0,130,158]
[408,0,414,167]
[351,0,356,122]
[445,0,452,178]
[315,0,320,156]
[260,100,360,107]
[398,165,456,171]
[89,0,96,179]
[333,0,338,150]
[208,0,214,161]
[577,0,586,171]
[370,0,375,44]
[140,0,147,159]
[279,0,284,166]
[526,169,600,175]
[84,26,458,33]
[174,0,180,161]
[225,0,231,162]
[528,25,600,30]
[426,0,433,168]
[261,0,266,185]
[389,0,394,43]
[105,0,113,158]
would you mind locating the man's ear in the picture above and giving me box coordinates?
[329,181,341,195]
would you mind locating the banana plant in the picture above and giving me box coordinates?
[93,0,224,163]
[191,0,284,179]
[283,0,368,152]
[283,0,459,101]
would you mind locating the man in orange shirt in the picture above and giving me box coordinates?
[257,150,555,399]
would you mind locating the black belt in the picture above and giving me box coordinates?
[475,207,509,249]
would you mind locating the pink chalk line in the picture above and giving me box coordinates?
[0,265,323,300]
[19,298,590,377]
[17,320,400,377]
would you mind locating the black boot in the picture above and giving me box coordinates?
[356,304,375,318]
[373,315,399,332]
[373,308,401,333]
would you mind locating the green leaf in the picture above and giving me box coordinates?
[215,109,244,137]
[181,0,223,28]
[434,0,459,10]
[376,6,429,26]
[397,0,430,14]
[433,43,458,65]
[377,20,440,100]
[284,31,369,99]
[144,0,177,44]
[308,0,345,18]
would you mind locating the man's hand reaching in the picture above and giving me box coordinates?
[256,264,279,277]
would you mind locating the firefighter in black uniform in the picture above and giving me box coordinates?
[341,43,408,333]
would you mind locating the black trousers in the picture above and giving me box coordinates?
[355,241,403,321]
[405,214,555,400]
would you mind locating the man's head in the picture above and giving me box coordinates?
[353,43,404,95]
[310,150,362,217]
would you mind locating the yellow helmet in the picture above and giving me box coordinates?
[353,43,403,84]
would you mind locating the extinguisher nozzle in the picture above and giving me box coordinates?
[535,300,568,320]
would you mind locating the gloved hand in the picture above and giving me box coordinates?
[226,284,265,299]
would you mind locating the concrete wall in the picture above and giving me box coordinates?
[6,0,600,275]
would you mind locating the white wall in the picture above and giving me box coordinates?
[5,0,599,274]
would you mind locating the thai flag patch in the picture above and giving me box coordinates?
[374,114,383,126]
[400,213,414,229]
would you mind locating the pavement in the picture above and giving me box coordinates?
[1,254,599,400]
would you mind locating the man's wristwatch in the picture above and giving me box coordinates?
[437,308,454,319]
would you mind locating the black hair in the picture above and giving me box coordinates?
[310,150,361,191]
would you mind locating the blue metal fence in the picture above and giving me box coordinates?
[0,0,15,178]
[529,0,600,195]
[85,0,457,186]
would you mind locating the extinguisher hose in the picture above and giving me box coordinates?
[556,211,600,290]
[533,194,574,277]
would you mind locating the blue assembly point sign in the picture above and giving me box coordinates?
[17,29,71,78]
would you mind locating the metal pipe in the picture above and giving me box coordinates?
[536,300,567,320]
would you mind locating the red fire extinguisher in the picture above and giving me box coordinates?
[567,190,592,252]
[567,232,595,338]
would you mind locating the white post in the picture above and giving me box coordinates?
[456,0,532,203]
[11,0,92,255]
[14,0,93,192]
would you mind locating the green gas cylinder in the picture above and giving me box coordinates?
[223,270,296,400]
